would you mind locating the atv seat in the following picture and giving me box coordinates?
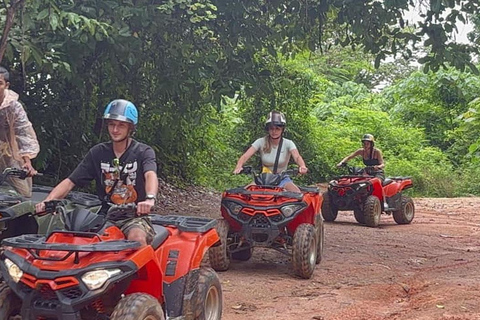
[151,224,170,249]
[382,178,393,186]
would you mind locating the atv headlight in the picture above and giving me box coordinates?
[281,204,305,217]
[5,258,23,283]
[224,201,243,215]
[81,269,121,290]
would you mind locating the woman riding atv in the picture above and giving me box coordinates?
[233,111,308,192]
[337,134,385,181]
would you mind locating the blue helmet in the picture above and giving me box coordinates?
[103,99,138,125]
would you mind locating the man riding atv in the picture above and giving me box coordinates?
[36,99,158,247]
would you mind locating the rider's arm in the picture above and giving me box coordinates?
[233,146,257,174]
[44,178,76,201]
[137,170,158,215]
[35,178,76,213]
[337,149,362,167]
[291,149,307,174]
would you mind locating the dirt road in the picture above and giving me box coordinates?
[157,181,480,320]
[213,197,480,320]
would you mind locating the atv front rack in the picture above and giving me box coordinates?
[150,214,216,233]
[225,188,304,200]
[2,233,141,262]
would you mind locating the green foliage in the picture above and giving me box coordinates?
[1,0,480,199]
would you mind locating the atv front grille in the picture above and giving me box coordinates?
[249,214,270,228]
[33,298,59,311]
[60,286,83,299]
[238,212,251,221]
[38,284,56,300]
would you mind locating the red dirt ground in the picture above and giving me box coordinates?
[157,183,480,320]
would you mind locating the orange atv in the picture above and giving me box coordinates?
[322,164,414,227]
[0,202,222,320]
[208,166,324,279]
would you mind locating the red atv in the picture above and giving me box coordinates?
[0,202,222,320]
[208,166,324,279]
[321,164,414,227]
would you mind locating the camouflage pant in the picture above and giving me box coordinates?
[112,216,155,244]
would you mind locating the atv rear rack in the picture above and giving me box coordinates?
[150,214,217,233]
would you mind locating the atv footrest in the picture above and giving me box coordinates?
[150,215,216,233]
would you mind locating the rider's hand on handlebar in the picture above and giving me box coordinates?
[137,199,155,215]
[233,167,243,174]
[35,201,46,214]
[298,166,308,174]
[336,162,344,168]
[22,159,38,177]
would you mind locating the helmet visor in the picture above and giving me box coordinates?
[103,113,135,124]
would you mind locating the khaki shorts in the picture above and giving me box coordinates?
[113,217,155,244]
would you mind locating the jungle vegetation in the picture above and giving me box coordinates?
[1,0,480,197]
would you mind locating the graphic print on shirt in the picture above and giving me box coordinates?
[101,160,138,204]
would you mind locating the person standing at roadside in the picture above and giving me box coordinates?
[0,66,40,197]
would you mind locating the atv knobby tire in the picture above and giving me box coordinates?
[321,192,338,222]
[110,293,165,320]
[353,208,365,224]
[363,195,381,227]
[183,267,222,320]
[314,215,324,264]
[231,243,253,261]
[393,196,415,224]
[0,282,21,319]
[292,223,317,279]
[208,218,231,271]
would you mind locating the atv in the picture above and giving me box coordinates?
[321,164,414,227]
[0,167,101,240]
[208,166,324,279]
[0,202,222,320]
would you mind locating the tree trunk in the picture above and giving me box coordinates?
[0,0,26,64]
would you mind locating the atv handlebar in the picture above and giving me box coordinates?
[0,167,43,184]
[337,163,376,177]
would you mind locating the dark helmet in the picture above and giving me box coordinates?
[103,99,138,125]
[361,134,375,142]
[265,111,286,130]
[64,207,106,233]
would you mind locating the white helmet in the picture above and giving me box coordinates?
[265,111,286,128]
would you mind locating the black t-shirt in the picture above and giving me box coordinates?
[69,140,157,204]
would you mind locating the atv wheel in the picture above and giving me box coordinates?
[110,293,165,320]
[314,215,324,264]
[321,192,338,222]
[353,208,365,224]
[184,267,223,320]
[231,243,253,261]
[363,195,381,227]
[292,223,317,279]
[393,196,415,224]
[208,219,231,271]
[0,282,21,319]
